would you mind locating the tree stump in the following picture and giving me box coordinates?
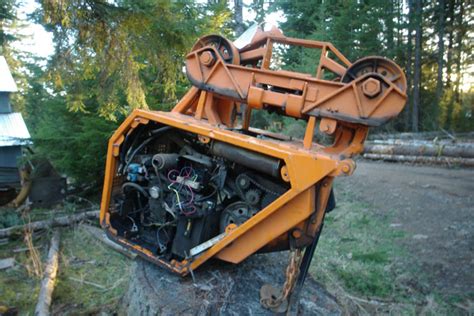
[121,252,341,315]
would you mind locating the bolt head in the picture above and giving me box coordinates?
[362,78,381,98]
[199,51,215,66]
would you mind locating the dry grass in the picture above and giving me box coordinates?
[22,215,43,277]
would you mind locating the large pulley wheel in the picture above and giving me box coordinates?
[191,35,240,65]
[341,56,407,93]
[220,201,258,232]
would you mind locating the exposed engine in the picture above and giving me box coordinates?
[109,123,289,260]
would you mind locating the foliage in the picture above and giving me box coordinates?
[10,0,474,184]
[19,0,233,185]
[35,0,231,119]
[0,210,22,228]
[0,0,17,49]
[0,0,27,112]
[32,93,119,185]
[274,0,473,133]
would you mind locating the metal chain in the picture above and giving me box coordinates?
[260,248,303,311]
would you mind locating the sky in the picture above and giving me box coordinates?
[13,0,54,59]
[13,0,284,60]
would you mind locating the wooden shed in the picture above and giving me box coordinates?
[0,56,31,189]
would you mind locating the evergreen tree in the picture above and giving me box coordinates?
[25,0,233,185]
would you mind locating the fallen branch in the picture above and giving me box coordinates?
[81,224,137,259]
[0,210,99,238]
[34,231,60,316]
[13,245,43,253]
[363,154,474,167]
[69,277,106,290]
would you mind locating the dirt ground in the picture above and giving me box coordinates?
[337,161,474,299]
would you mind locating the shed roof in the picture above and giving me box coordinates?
[0,112,31,147]
[0,56,18,92]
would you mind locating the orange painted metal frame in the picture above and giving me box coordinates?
[100,109,354,274]
[99,29,406,275]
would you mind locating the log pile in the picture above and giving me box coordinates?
[363,133,474,167]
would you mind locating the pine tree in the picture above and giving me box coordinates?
[26,0,234,185]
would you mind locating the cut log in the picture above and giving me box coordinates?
[121,253,342,315]
[369,139,474,147]
[364,142,474,158]
[368,131,474,141]
[34,230,60,316]
[363,153,474,167]
[0,210,99,238]
[81,224,137,259]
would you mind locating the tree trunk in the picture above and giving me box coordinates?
[435,0,445,118]
[385,1,395,57]
[444,0,455,129]
[120,253,342,315]
[34,231,60,316]
[404,0,414,131]
[234,0,244,36]
[0,210,99,238]
[452,0,465,120]
[412,0,422,132]
[445,0,455,88]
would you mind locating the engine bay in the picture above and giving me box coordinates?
[108,123,289,261]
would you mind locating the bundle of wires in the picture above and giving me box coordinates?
[167,166,197,216]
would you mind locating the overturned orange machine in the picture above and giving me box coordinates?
[100,26,406,309]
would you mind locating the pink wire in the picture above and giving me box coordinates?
[167,169,180,182]
[167,166,197,216]
[181,185,196,216]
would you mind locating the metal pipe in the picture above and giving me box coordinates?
[210,141,281,178]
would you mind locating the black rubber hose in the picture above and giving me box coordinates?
[121,182,149,197]
[124,126,173,172]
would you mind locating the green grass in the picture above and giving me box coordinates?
[311,199,404,298]
[309,186,461,314]
[0,210,131,314]
[52,226,131,314]
[0,237,41,312]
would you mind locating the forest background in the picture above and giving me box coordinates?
[1,0,472,186]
